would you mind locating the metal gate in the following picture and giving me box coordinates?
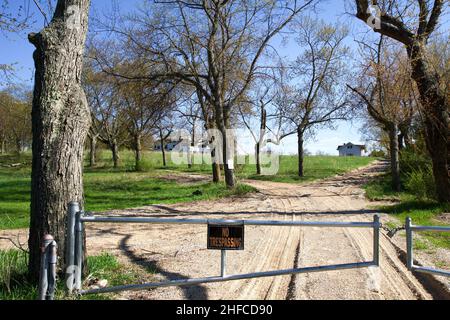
[65,202,381,296]
[406,217,450,277]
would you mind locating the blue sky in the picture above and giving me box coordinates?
[0,0,379,155]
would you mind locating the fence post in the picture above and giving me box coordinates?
[38,235,52,300]
[74,210,84,291]
[373,215,380,266]
[221,250,227,277]
[66,202,79,294]
[46,240,57,300]
[406,217,413,270]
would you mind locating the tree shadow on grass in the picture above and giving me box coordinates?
[380,199,448,215]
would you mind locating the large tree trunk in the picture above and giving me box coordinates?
[256,106,267,176]
[353,0,450,202]
[15,138,22,154]
[134,133,142,170]
[210,136,221,183]
[159,129,167,167]
[221,127,235,188]
[211,161,221,183]
[255,142,261,175]
[218,108,235,188]
[408,43,450,202]
[297,130,305,177]
[89,134,97,167]
[28,0,91,280]
[111,141,120,168]
[161,147,167,167]
[188,122,195,168]
[388,124,401,192]
[207,124,221,183]
[188,146,193,168]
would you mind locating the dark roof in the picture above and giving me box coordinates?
[337,142,366,150]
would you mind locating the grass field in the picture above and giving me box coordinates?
[89,149,377,183]
[0,150,376,230]
[365,175,450,250]
[0,152,254,230]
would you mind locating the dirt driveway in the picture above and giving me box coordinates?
[0,161,444,299]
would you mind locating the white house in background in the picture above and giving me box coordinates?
[337,142,366,157]
[153,140,181,152]
[153,139,211,153]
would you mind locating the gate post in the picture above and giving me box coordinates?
[405,217,413,270]
[47,239,57,300]
[38,236,51,300]
[74,210,84,291]
[221,250,227,277]
[373,215,380,266]
[66,201,80,294]
[38,235,57,300]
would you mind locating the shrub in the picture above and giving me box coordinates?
[369,150,386,158]
[399,148,431,176]
[135,159,152,172]
[404,164,436,200]
[0,250,29,295]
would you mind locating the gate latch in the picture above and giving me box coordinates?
[382,225,406,238]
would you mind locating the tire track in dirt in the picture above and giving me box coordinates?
[326,178,430,299]
[242,161,434,300]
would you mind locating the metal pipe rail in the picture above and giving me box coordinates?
[80,215,376,228]
[80,262,374,295]
[66,201,381,296]
[38,235,57,300]
[406,217,450,278]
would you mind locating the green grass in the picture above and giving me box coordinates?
[89,149,377,183]
[0,154,31,230]
[83,173,255,213]
[365,174,450,250]
[237,155,375,183]
[0,250,148,300]
[81,253,151,300]
[0,150,375,230]
[0,249,35,300]
[364,173,401,202]
[0,152,256,230]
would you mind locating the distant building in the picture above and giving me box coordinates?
[153,140,181,152]
[337,142,366,157]
[153,139,211,153]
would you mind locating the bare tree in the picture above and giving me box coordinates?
[28,0,92,279]
[84,67,129,168]
[274,18,353,177]
[0,87,32,153]
[349,37,418,191]
[154,112,177,167]
[176,94,203,169]
[352,0,450,201]
[96,0,317,187]
[238,77,274,175]
[196,89,222,182]
[118,76,176,170]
